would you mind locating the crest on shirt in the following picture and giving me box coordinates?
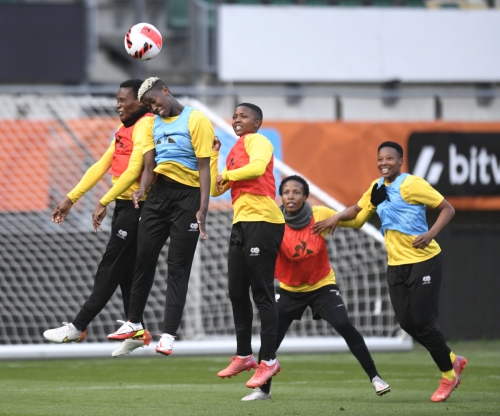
[293,239,314,258]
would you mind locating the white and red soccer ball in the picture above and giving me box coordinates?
[124,23,162,61]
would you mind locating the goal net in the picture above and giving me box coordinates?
[0,93,410,359]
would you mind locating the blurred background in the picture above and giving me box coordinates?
[0,0,499,352]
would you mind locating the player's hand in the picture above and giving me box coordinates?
[132,189,145,209]
[92,203,107,233]
[311,216,339,236]
[212,136,221,152]
[412,232,433,249]
[196,209,207,240]
[216,174,227,193]
[370,183,387,206]
[51,196,73,225]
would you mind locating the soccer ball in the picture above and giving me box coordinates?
[124,23,162,61]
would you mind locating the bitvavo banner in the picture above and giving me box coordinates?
[408,133,500,196]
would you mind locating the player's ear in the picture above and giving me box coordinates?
[254,119,262,130]
[161,86,170,95]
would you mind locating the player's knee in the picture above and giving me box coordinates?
[331,316,353,335]
[228,289,248,305]
[396,318,415,335]
[412,319,437,338]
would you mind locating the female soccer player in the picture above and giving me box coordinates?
[211,103,285,389]
[107,77,214,356]
[243,175,391,401]
[313,141,467,403]
[44,79,154,357]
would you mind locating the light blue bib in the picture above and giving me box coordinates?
[376,173,428,237]
[153,106,198,171]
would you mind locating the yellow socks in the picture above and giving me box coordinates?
[442,352,457,381]
[442,369,456,381]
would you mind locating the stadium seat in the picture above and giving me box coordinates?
[305,1,333,5]
[166,0,189,30]
[234,0,264,3]
[338,0,363,6]
[404,0,426,6]
[371,0,394,6]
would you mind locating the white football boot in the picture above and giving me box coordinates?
[111,330,152,357]
[43,322,86,343]
[372,376,391,396]
[242,388,271,401]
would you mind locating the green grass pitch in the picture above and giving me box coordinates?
[0,341,499,416]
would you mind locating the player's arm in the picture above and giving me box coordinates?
[197,156,210,239]
[190,111,216,239]
[132,149,156,208]
[312,180,382,235]
[338,203,377,229]
[130,117,156,209]
[52,143,114,225]
[311,205,362,236]
[412,199,454,249]
[221,134,270,182]
[404,177,455,249]
[211,137,230,196]
[312,206,373,239]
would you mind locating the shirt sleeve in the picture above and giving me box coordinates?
[67,141,114,203]
[140,116,156,154]
[222,134,272,182]
[400,175,444,208]
[210,150,230,197]
[189,110,215,159]
[99,118,150,206]
[312,204,375,236]
[338,203,376,229]
[310,206,335,239]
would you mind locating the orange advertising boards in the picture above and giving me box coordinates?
[267,121,500,210]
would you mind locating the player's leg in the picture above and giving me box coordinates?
[110,201,153,357]
[246,290,299,400]
[244,222,285,388]
[314,285,390,396]
[386,264,419,340]
[108,181,170,340]
[44,200,138,343]
[217,223,258,378]
[407,254,465,402]
[117,201,144,320]
[156,185,201,355]
[407,255,452,371]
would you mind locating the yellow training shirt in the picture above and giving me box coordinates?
[358,175,444,266]
[140,110,214,187]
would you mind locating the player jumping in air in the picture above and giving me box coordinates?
[211,103,285,390]
[243,175,391,401]
[313,141,467,403]
[107,77,213,356]
[44,79,154,357]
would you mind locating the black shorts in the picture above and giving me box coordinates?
[138,177,201,242]
[276,284,343,321]
[386,253,442,289]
